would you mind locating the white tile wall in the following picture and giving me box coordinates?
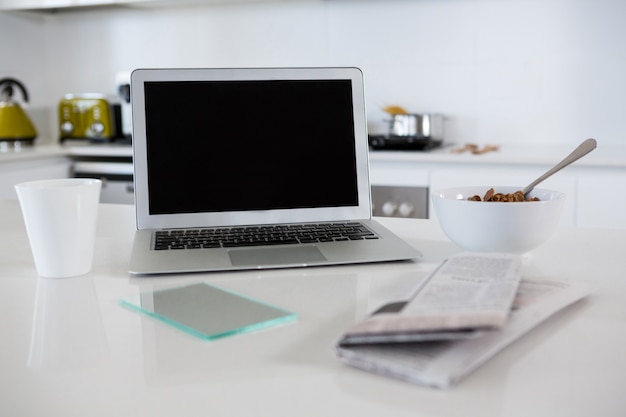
[1,0,625,147]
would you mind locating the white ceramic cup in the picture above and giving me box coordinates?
[15,178,102,278]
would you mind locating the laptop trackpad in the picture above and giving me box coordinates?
[228,245,327,266]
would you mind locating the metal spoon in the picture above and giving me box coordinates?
[522,138,597,196]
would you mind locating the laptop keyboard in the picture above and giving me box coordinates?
[153,222,379,251]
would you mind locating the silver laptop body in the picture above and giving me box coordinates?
[128,67,421,275]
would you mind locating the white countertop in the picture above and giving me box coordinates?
[369,142,626,168]
[0,142,132,163]
[0,143,68,163]
[2,142,626,168]
[1,200,625,416]
[62,141,133,157]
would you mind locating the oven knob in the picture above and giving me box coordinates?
[382,201,397,216]
[60,121,74,134]
[398,202,414,217]
[89,121,105,136]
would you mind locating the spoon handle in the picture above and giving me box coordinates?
[522,138,597,195]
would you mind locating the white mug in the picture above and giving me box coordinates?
[15,178,102,278]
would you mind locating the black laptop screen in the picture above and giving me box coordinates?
[143,79,359,215]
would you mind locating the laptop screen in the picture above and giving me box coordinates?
[131,68,372,230]
[144,79,358,215]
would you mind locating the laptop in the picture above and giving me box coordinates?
[128,67,421,275]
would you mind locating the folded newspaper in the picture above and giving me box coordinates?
[334,253,590,388]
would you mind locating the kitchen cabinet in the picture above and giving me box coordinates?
[2,143,622,228]
[0,147,71,199]
[576,168,626,229]
[369,144,626,229]
[0,143,136,204]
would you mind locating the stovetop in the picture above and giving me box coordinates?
[368,134,443,151]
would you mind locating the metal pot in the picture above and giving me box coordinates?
[388,113,443,138]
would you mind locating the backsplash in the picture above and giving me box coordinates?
[1,0,625,146]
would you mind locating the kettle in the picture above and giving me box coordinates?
[0,78,37,142]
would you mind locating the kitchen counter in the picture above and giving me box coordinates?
[2,142,626,168]
[1,200,625,416]
[369,142,626,168]
[0,143,68,162]
[2,142,625,227]
[0,144,72,199]
[0,142,132,163]
[62,141,133,157]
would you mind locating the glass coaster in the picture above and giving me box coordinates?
[120,282,297,341]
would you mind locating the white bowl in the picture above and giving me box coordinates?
[431,186,565,253]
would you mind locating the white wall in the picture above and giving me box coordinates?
[0,10,49,136]
[1,0,625,146]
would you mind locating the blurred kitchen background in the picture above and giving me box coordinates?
[1,0,625,147]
